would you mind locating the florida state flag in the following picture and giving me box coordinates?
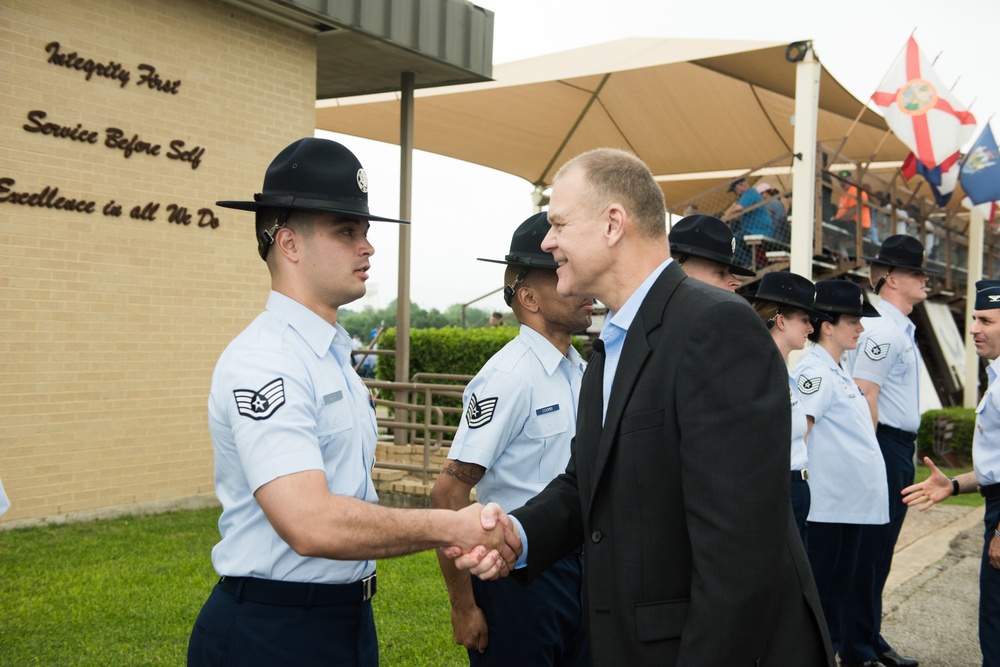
[871,37,976,169]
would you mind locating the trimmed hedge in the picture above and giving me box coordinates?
[374,326,586,429]
[917,407,975,462]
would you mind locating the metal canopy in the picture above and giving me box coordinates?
[222,0,495,98]
[315,37,912,206]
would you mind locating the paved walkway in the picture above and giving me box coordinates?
[876,504,984,667]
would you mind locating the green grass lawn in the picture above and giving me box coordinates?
[0,507,466,666]
[1,463,980,665]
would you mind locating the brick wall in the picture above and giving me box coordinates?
[0,0,316,523]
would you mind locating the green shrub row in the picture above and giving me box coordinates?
[917,407,976,462]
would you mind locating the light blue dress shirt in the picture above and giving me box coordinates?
[794,344,889,525]
[845,300,921,433]
[208,291,379,584]
[975,357,1000,486]
[600,258,672,422]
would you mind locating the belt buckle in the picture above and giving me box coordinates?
[361,573,375,601]
[801,469,809,481]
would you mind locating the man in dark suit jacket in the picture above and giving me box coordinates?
[460,148,835,665]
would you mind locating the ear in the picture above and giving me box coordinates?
[605,203,627,247]
[273,226,301,263]
[774,313,787,332]
[517,285,541,313]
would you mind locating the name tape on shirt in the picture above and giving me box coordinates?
[233,378,286,420]
[797,375,822,395]
[466,393,499,429]
[535,404,560,415]
[323,390,344,404]
[864,338,890,361]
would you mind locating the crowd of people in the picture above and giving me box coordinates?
[185,136,999,667]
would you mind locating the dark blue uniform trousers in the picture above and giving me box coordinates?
[187,581,378,666]
[841,426,915,662]
[469,552,589,666]
[981,497,1000,667]
[808,521,863,654]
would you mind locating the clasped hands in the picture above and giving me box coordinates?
[447,502,522,580]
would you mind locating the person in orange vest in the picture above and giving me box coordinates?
[835,171,878,243]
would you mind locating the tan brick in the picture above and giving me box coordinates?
[1,0,314,524]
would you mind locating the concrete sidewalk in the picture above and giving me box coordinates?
[876,504,984,667]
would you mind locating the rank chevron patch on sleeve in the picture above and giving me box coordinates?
[797,375,822,395]
[864,338,890,360]
[465,392,499,429]
[233,377,286,420]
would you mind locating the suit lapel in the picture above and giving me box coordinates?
[587,262,685,512]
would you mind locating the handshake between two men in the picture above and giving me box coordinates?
[446,503,523,580]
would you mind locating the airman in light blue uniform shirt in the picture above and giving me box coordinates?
[449,324,584,511]
[208,291,379,583]
[795,344,888,525]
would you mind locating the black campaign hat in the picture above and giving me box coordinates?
[669,214,756,277]
[813,280,880,318]
[478,212,558,269]
[217,137,407,224]
[750,272,831,322]
[975,280,1000,310]
[862,234,939,275]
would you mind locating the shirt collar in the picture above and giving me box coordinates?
[266,291,347,357]
[876,299,913,333]
[989,356,1000,385]
[603,258,673,339]
[519,324,583,376]
[809,342,843,372]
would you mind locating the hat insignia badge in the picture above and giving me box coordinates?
[356,168,369,193]
[859,294,864,305]
[731,238,736,252]
[990,295,1000,303]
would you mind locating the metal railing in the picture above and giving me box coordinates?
[362,373,472,484]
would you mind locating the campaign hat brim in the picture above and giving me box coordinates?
[860,254,939,275]
[671,243,756,276]
[747,289,832,322]
[216,197,408,224]
[477,255,559,269]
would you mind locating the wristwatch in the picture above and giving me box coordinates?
[951,478,960,496]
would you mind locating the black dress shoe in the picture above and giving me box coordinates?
[839,661,885,667]
[878,649,918,667]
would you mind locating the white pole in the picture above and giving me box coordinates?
[964,208,985,407]
[790,46,821,279]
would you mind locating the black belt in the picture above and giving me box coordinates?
[791,469,809,482]
[980,483,1000,499]
[877,423,918,442]
[218,573,376,607]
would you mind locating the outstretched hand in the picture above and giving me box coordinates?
[900,457,953,511]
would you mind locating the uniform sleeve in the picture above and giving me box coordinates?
[448,369,527,471]
[793,358,833,421]
[211,347,326,492]
[852,324,895,387]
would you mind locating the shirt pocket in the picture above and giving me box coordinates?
[521,408,570,482]
[317,392,354,437]
[523,407,569,440]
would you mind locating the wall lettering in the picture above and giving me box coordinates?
[23,111,205,170]
[44,42,181,95]
[0,177,219,230]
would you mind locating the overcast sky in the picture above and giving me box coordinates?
[319,0,1000,314]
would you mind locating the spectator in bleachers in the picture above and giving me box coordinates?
[834,172,877,244]
[756,182,790,243]
[725,177,773,266]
